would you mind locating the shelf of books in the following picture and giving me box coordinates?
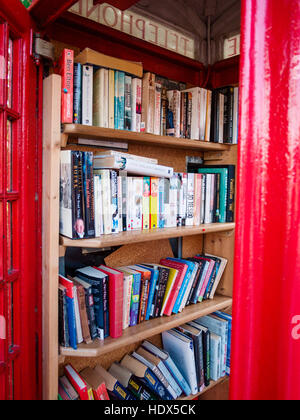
[62,124,231,152]
[60,223,235,249]
[43,44,238,401]
[60,295,232,358]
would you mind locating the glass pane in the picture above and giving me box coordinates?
[6,120,13,192]
[6,202,13,274]
[7,38,13,109]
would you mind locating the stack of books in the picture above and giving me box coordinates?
[59,150,235,240]
[58,47,239,143]
[58,313,232,401]
[59,254,228,349]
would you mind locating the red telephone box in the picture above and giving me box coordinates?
[0,1,42,400]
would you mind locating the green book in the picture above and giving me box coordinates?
[198,168,228,223]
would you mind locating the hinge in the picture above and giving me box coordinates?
[31,30,55,66]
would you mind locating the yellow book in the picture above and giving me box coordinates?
[158,265,179,316]
[150,178,159,230]
[142,177,150,230]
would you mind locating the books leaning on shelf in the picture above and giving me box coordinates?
[59,150,235,240]
[58,47,239,143]
[58,254,228,350]
[58,314,232,401]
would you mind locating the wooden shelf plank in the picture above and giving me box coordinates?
[62,124,231,152]
[60,295,233,358]
[60,223,235,249]
[179,377,229,400]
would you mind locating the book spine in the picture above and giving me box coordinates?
[103,276,110,338]
[167,90,181,138]
[142,177,150,230]
[154,83,162,135]
[60,151,73,238]
[82,65,93,126]
[114,71,119,129]
[73,62,82,124]
[150,178,159,229]
[169,175,178,228]
[100,170,112,235]
[136,78,142,132]
[59,49,74,124]
[76,285,92,344]
[108,70,115,129]
[205,90,212,141]
[125,75,132,131]
[117,176,123,233]
[84,286,98,340]
[161,87,168,136]
[186,173,194,226]
[103,69,109,128]
[131,78,137,132]
[132,177,143,231]
[158,178,165,229]
[125,276,133,329]
[83,152,95,238]
[153,269,169,317]
[130,274,141,327]
[72,151,85,239]
[138,276,150,324]
[118,71,125,130]
[145,270,158,321]
[110,170,119,234]
[121,175,127,231]
[194,174,202,226]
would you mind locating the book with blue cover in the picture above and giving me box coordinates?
[59,275,77,350]
[141,340,191,397]
[137,265,159,321]
[118,71,125,130]
[213,311,232,375]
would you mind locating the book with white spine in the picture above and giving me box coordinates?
[82,65,93,126]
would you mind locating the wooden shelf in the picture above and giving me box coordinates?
[62,124,231,152]
[179,377,229,400]
[60,295,232,358]
[60,223,235,249]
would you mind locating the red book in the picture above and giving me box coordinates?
[58,48,74,123]
[129,266,151,323]
[80,367,110,401]
[159,259,188,316]
[193,256,215,300]
[96,265,124,339]
[64,364,93,401]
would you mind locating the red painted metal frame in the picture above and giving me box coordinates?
[47,11,206,86]
[29,0,78,29]
[230,0,300,400]
[0,0,42,400]
[93,0,139,10]
[210,55,240,89]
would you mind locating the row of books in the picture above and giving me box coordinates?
[59,312,232,401]
[59,254,228,350]
[58,47,238,143]
[59,150,235,240]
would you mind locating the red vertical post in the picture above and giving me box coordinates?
[231,0,300,400]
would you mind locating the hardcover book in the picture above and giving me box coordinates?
[94,364,136,400]
[58,49,74,124]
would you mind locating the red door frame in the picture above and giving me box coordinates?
[230,0,300,400]
[0,1,42,400]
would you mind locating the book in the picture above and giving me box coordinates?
[108,69,115,129]
[124,75,132,131]
[204,253,228,299]
[97,265,124,339]
[213,311,232,375]
[142,177,150,230]
[186,173,195,226]
[93,155,174,178]
[75,266,109,339]
[188,321,211,387]
[193,256,216,302]
[59,376,79,401]
[94,169,112,235]
[118,267,141,327]
[182,87,200,140]
[131,78,142,132]
[167,90,181,138]
[72,279,92,345]
[59,275,77,349]
[64,364,94,400]
[120,354,173,400]
[142,72,155,134]
[150,178,159,229]
[77,138,128,150]
[131,177,143,230]
[82,152,95,238]
[94,364,136,400]
[154,83,162,135]
[58,49,74,124]
[137,265,159,321]
[117,71,125,130]
[128,266,151,324]
[141,340,191,396]
[110,170,119,234]
[133,348,177,399]
[82,65,93,126]
[93,68,109,128]
[95,151,158,165]
[58,285,69,348]
[162,329,198,395]
[159,259,186,316]
[72,276,98,341]
[80,367,110,400]
[73,62,82,124]
[122,272,133,330]
[109,362,158,400]
[75,48,143,78]
[209,333,222,381]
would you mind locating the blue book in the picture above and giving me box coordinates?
[210,333,222,381]
[142,340,191,397]
[166,258,196,313]
[214,311,232,375]
[118,71,125,130]
[73,62,82,124]
[118,268,141,327]
[195,314,228,377]
[137,265,159,321]
[59,276,77,350]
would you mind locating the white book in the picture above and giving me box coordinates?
[210,333,222,381]
[205,90,212,142]
[186,173,195,226]
[233,87,239,144]
[182,87,200,140]
[132,177,143,231]
[94,170,111,234]
[73,286,83,344]
[82,65,93,126]
[93,155,174,179]
[204,173,212,224]
[117,176,123,233]
[218,93,225,143]
[169,175,178,228]
[95,150,158,165]
[123,273,133,330]
[199,88,207,141]
[60,150,73,238]
[154,83,162,135]
[94,175,103,237]
[162,329,198,395]
[103,69,109,128]
[108,69,115,129]
[93,68,108,128]
[127,177,133,231]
